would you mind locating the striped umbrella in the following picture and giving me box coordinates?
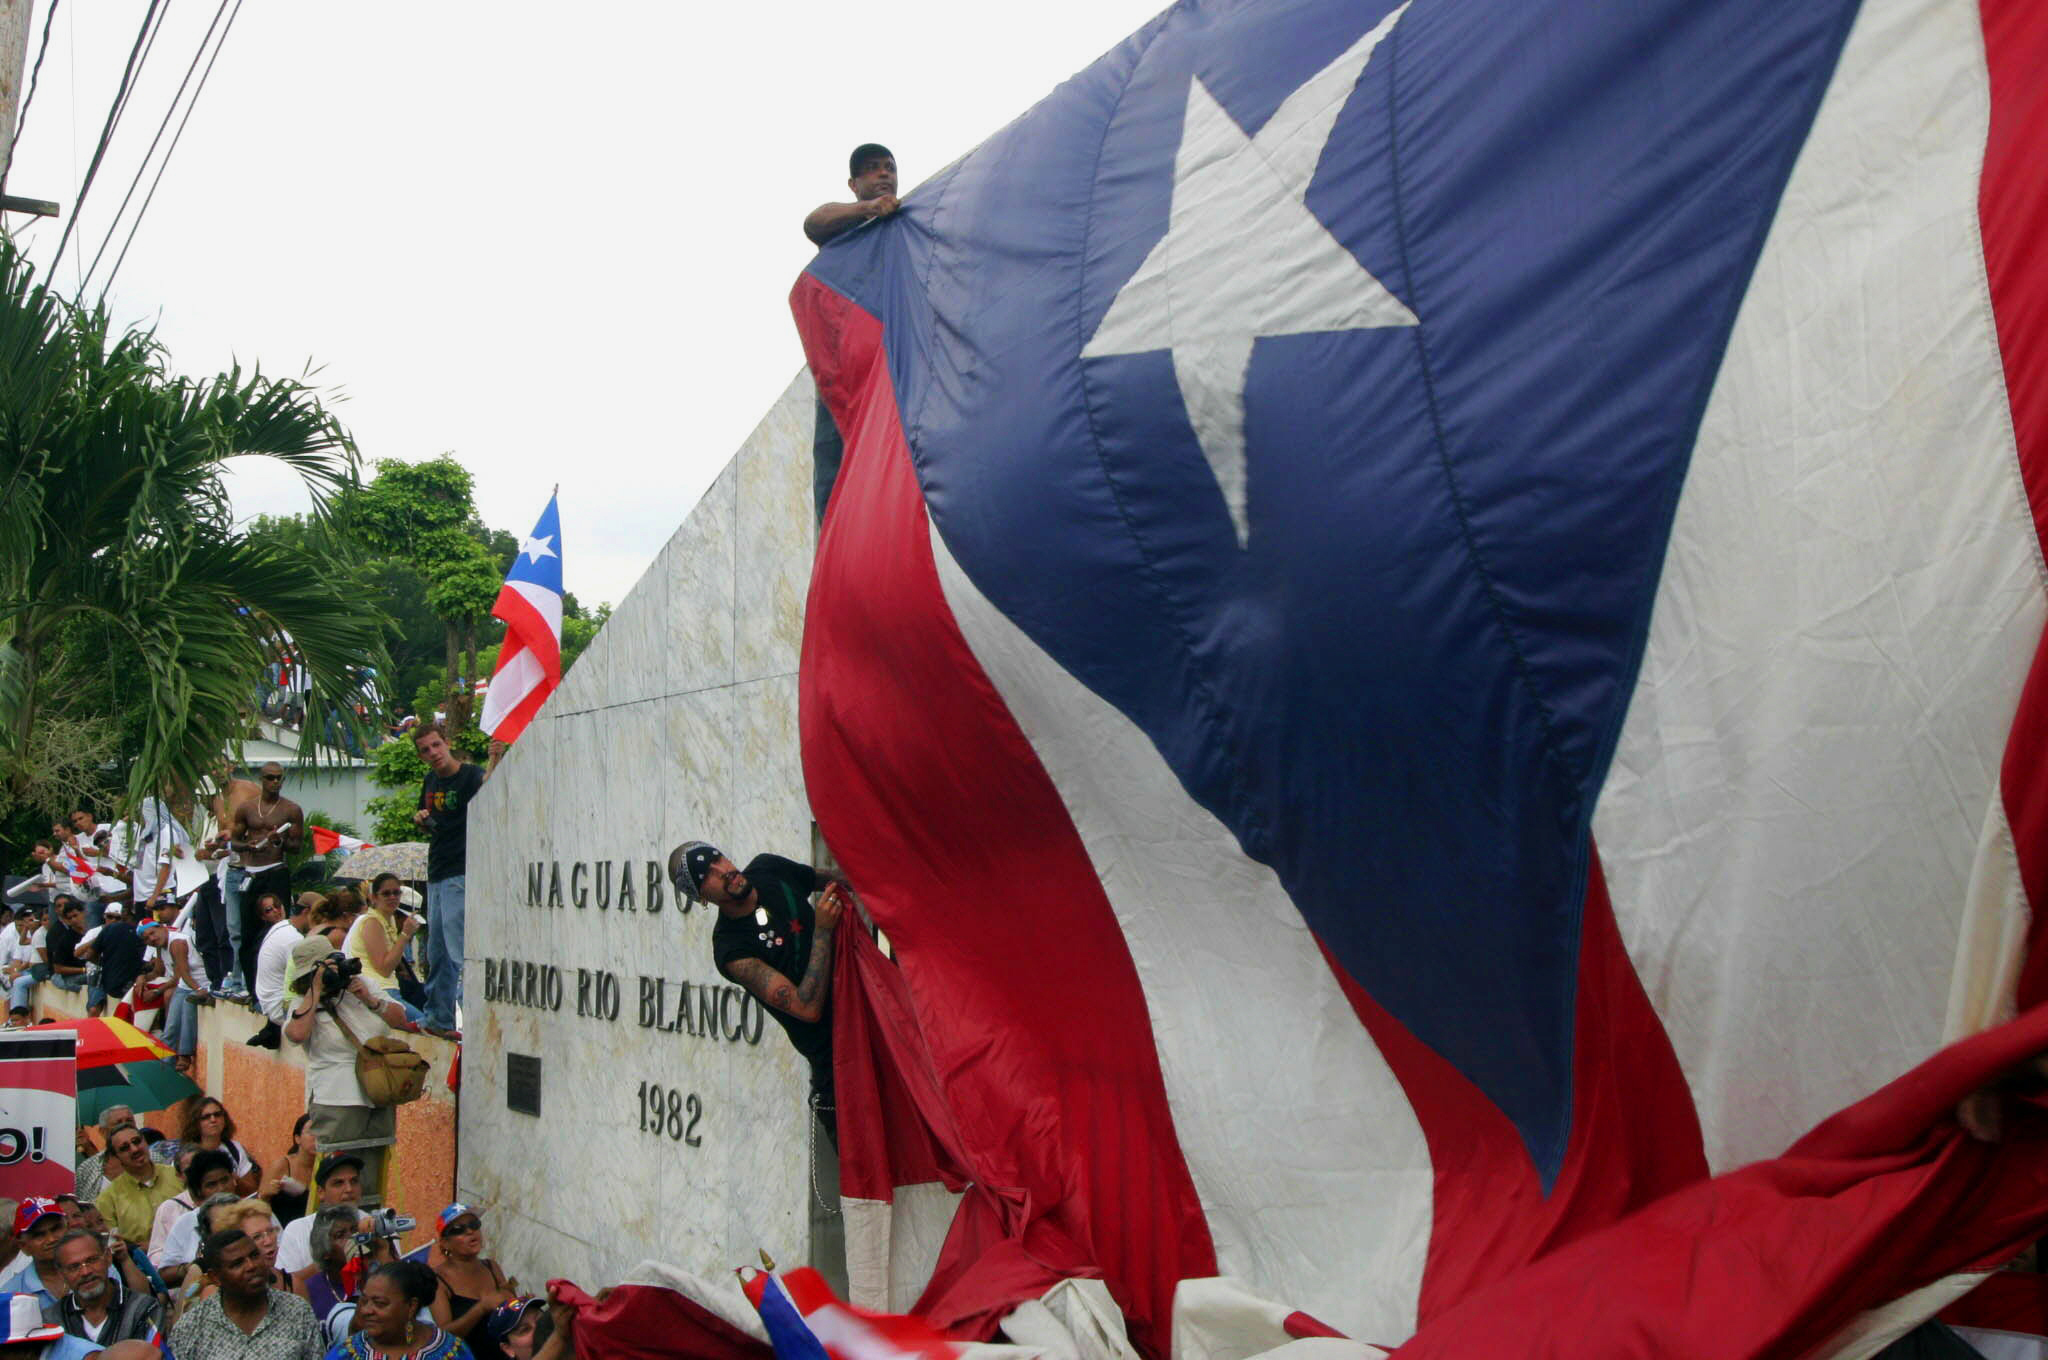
[34,1016,171,1066]
[75,1060,200,1120]
[33,1017,200,1117]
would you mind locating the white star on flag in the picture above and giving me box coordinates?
[519,533,558,565]
[1082,3,1419,546]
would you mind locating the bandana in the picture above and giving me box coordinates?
[670,841,722,902]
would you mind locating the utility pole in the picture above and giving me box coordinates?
[0,0,58,220]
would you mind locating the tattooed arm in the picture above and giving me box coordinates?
[726,887,846,1023]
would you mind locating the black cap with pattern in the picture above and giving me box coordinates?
[668,841,722,903]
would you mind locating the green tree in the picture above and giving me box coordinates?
[350,457,503,732]
[0,245,389,812]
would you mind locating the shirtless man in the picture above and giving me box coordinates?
[228,764,302,992]
[203,763,262,996]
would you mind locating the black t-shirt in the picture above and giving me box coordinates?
[94,922,148,999]
[418,762,486,882]
[45,920,83,972]
[710,855,831,1090]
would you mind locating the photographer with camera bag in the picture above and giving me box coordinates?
[282,936,429,1209]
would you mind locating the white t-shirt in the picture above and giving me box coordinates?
[294,990,398,1108]
[277,1211,320,1274]
[255,919,305,1024]
[2,930,39,971]
[148,1194,197,1268]
[131,799,192,900]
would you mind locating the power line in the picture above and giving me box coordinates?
[45,0,169,286]
[94,0,241,300]
[81,0,233,293]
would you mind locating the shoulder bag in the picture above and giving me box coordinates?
[332,1008,431,1107]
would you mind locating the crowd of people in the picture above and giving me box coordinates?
[0,1102,573,1357]
[0,725,536,1358]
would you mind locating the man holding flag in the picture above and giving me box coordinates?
[412,491,564,1040]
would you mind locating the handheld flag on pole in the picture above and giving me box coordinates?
[481,492,564,743]
[307,827,372,856]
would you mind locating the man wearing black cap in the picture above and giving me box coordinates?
[802,143,899,246]
[670,842,850,1142]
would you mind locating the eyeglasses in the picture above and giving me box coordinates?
[445,1221,482,1236]
[199,1111,225,1122]
[375,889,401,899]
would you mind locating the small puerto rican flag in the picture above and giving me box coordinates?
[481,492,564,744]
[739,1267,960,1360]
[309,827,372,857]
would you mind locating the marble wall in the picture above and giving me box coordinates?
[463,371,833,1292]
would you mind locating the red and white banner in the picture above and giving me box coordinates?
[0,1031,77,1203]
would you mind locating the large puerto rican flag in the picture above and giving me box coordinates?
[792,0,2048,1355]
[481,494,565,744]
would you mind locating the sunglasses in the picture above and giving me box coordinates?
[376,889,401,899]
[445,1220,482,1235]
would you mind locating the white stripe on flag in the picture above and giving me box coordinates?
[1592,0,2044,1174]
[482,646,547,732]
[505,578,563,638]
[929,518,1433,1342]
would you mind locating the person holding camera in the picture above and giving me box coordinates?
[282,936,410,1208]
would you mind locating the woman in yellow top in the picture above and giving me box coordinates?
[345,872,425,1024]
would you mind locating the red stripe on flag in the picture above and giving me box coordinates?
[488,668,555,745]
[1317,849,1703,1325]
[1978,0,2048,1009]
[553,1278,771,1360]
[1392,1002,2048,1360]
[1943,1270,2048,1338]
[795,271,1216,1355]
[494,584,563,682]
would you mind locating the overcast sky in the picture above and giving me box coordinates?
[4,1,1165,607]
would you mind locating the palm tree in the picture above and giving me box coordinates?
[0,242,390,808]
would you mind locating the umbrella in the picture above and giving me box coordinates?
[76,1061,200,1119]
[33,1017,199,1117]
[35,1017,171,1066]
[335,842,429,883]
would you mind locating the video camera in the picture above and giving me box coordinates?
[353,1207,416,1252]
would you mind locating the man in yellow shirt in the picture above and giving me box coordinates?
[95,1126,183,1248]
